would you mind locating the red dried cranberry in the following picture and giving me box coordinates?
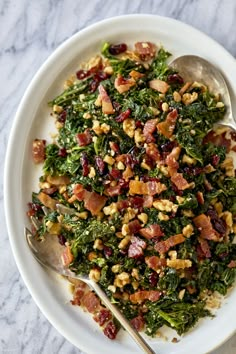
[167,73,184,85]
[113,101,122,112]
[103,321,118,340]
[58,147,67,157]
[58,110,67,123]
[95,309,111,326]
[76,69,90,80]
[94,71,109,81]
[103,246,113,258]
[211,154,220,166]
[119,179,129,189]
[135,120,143,128]
[218,252,229,259]
[110,142,120,153]
[149,272,158,287]
[115,108,131,123]
[80,152,90,177]
[109,43,127,55]
[109,168,121,179]
[161,140,177,152]
[95,156,105,175]
[171,182,183,196]
[58,234,66,245]
[27,202,42,216]
[214,219,227,235]
[129,196,144,209]
[89,79,99,93]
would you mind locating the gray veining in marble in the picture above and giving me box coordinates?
[1,0,236,353]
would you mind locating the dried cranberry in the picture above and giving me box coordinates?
[206,208,218,221]
[109,43,127,55]
[115,108,131,123]
[58,147,67,157]
[110,142,120,153]
[211,154,220,166]
[95,156,105,175]
[167,73,184,85]
[27,202,42,216]
[161,140,177,152]
[129,196,144,209]
[149,272,158,287]
[58,234,66,245]
[214,219,227,235]
[109,168,121,179]
[135,120,143,128]
[95,309,111,326]
[119,179,129,189]
[89,79,99,93]
[58,110,67,123]
[103,246,113,258]
[218,252,229,259]
[183,166,203,176]
[103,321,118,340]
[76,69,90,80]
[80,152,90,177]
[171,182,183,196]
[113,101,122,112]
[94,71,109,81]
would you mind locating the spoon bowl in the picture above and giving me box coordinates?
[170,55,235,129]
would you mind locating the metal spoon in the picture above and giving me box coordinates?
[24,227,155,354]
[170,55,236,129]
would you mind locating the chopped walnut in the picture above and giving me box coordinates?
[167,258,192,269]
[89,268,101,282]
[114,272,130,288]
[182,224,194,238]
[103,202,118,216]
[118,236,131,249]
[220,157,235,177]
[153,199,178,213]
[123,118,136,138]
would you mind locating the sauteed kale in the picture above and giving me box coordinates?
[29,41,236,339]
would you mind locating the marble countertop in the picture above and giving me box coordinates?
[1,0,236,353]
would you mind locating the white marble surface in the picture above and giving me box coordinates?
[1,0,236,353]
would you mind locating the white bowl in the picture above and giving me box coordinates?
[4,14,236,354]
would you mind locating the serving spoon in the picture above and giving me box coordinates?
[170,55,236,130]
[24,225,156,354]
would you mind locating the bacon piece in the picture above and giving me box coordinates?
[228,260,236,268]
[143,119,158,142]
[103,321,118,340]
[130,315,145,331]
[140,224,164,239]
[149,79,169,93]
[157,109,178,138]
[145,256,167,271]
[135,42,156,61]
[37,191,57,210]
[32,139,46,163]
[128,220,142,234]
[165,146,181,176]
[196,191,204,205]
[105,185,121,197]
[171,172,192,190]
[130,290,161,304]
[129,180,166,196]
[198,237,211,258]
[42,186,58,195]
[73,184,107,216]
[46,175,70,185]
[122,165,134,180]
[98,84,115,114]
[93,308,112,326]
[128,236,147,258]
[193,214,220,241]
[76,129,92,147]
[61,245,74,266]
[154,234,185,254]
[81,291,101,313]
[203,130,231,152]
[70,279,88,306]
[114,75,136,94]
[146,143,161,162]
[143,195,153,208]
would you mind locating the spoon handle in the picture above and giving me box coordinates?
[88,279,156,354]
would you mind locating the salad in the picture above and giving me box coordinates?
[28,41,236,340]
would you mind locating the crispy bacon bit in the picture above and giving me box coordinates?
[129,180,166,196]
[109,141,120,153]
[149,79,170,93]
[228,260,236,268]
[154,234,185,254]
[115,108,131,122]
[76,129,92,147]
[98,84,115,114]
[143,195,153,208]
[135,42,156,61]
[171,172,192,190]
[140,224,164,239]
[103,321,118,340]
[73,184,107,216]
[130,290,161,304]
[203,130,231,152]
[71,279,88,306]
[123,165,134,180]
[157,109,178,139]
[145,256,167,271]
[146,143,161,162]
[130,315,145,331]
[165,146,181,175]
[143,119,158,143]
[128,220,142,234]
[61,245,74,266]
[114,75,136,94]
[129,70,145,80]
[193,214,220,241]
[81,291,101,313]
[105,185,121,197]
[37,191,57,210]
[94,308,112,326]
[128,236,147,258]
[196,191,204,205]
[46,175,70,185]
[198,237,211,258]
[32,139,46,163]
